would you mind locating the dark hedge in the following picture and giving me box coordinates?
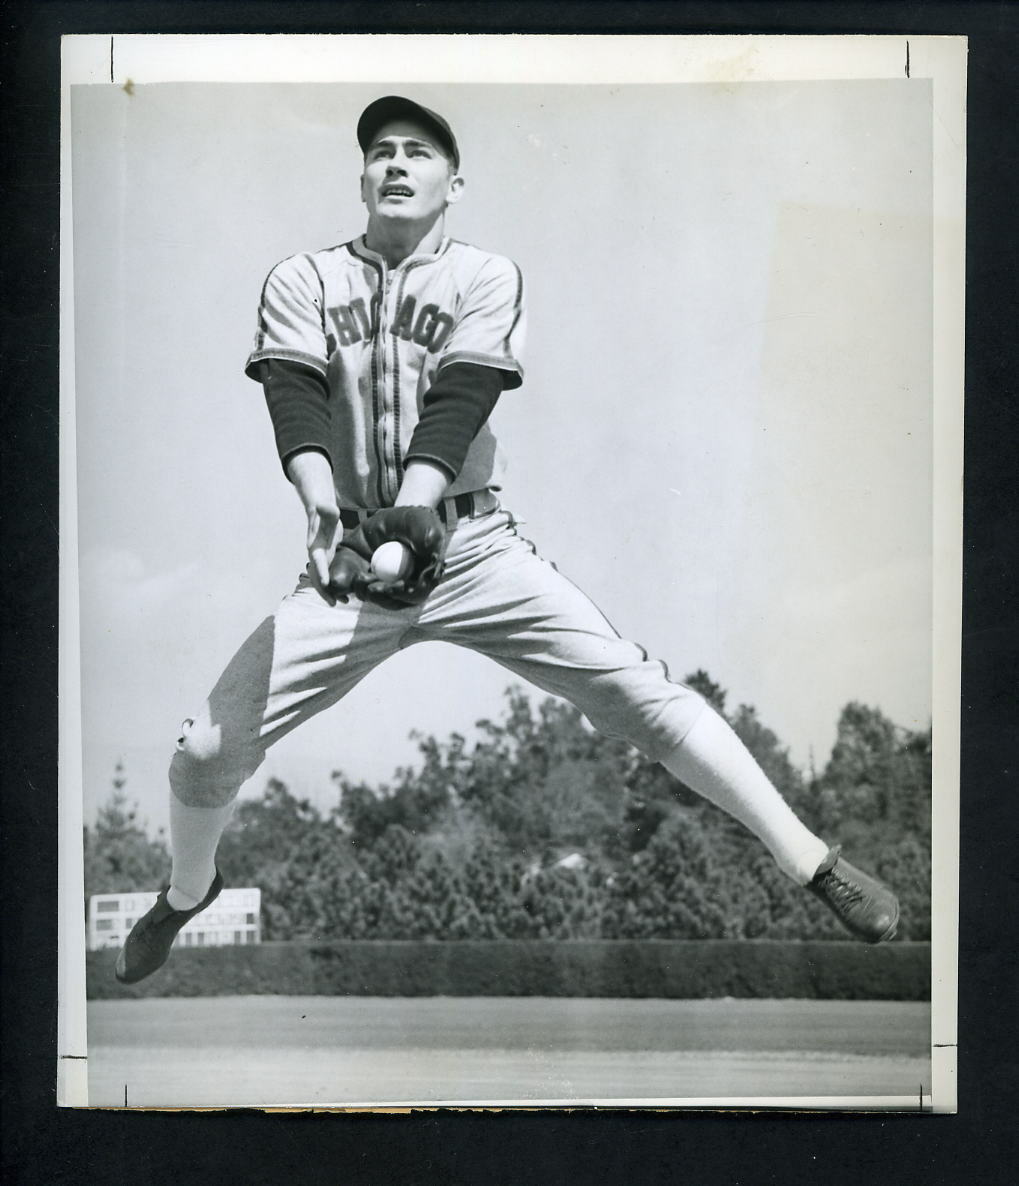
[88,939,930,1001]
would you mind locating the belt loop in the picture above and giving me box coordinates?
[340,508,382,530]
[454,491,473,520]
[437,490,494,528]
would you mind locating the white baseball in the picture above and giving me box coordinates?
[370,540,413,582]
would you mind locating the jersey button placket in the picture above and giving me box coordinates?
[377,270,400,503]
[372,267,389,503]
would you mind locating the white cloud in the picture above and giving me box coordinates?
[80,545,201,622]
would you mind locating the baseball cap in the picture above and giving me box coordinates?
[357,96,460,170]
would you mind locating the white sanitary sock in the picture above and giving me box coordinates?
[168,792,235,909]
[662,707,829,884]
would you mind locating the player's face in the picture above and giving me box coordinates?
[360,119,463,224]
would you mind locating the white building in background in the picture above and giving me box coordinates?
[87,888,261,952]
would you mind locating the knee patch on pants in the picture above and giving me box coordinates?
[169,716,258,808]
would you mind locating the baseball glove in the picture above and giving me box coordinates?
[327,505,447,608]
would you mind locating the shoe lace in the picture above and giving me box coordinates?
[821,866,864,909]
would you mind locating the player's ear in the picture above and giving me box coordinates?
[359,172,367,205]
[445,173,465,206]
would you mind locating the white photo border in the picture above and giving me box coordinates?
[58,32,965,1113]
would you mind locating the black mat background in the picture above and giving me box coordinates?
[2,4,1015,1183]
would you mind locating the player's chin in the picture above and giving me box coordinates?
[371,209,410,227]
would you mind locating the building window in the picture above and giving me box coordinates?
[96,900,119,912]
[95,919,114,931]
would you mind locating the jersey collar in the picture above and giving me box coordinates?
[350,235,451,268]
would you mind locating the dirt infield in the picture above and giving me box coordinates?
[86,996,931,1109]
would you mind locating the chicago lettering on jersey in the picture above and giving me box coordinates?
[330,296,375,347]
[328,294,453,352]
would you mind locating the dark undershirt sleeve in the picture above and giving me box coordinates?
[405,362,505,481]
[261,357,333,475]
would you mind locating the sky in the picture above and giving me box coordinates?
[68,77,934,835]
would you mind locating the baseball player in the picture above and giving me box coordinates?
[116,96,899,984]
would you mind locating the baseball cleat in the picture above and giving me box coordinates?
[807,847,899,943]
[114,870,224,984]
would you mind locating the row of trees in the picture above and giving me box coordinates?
[84,672,932,940]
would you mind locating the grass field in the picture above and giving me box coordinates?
[86,996,931,1110]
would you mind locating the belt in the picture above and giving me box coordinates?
[339,488,499,531]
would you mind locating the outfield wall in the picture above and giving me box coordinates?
[87,939,930,1001]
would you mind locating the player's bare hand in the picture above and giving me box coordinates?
[286,449,342,594]
[305,502,341,591]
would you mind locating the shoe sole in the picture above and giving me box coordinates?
[115,951,170,985]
